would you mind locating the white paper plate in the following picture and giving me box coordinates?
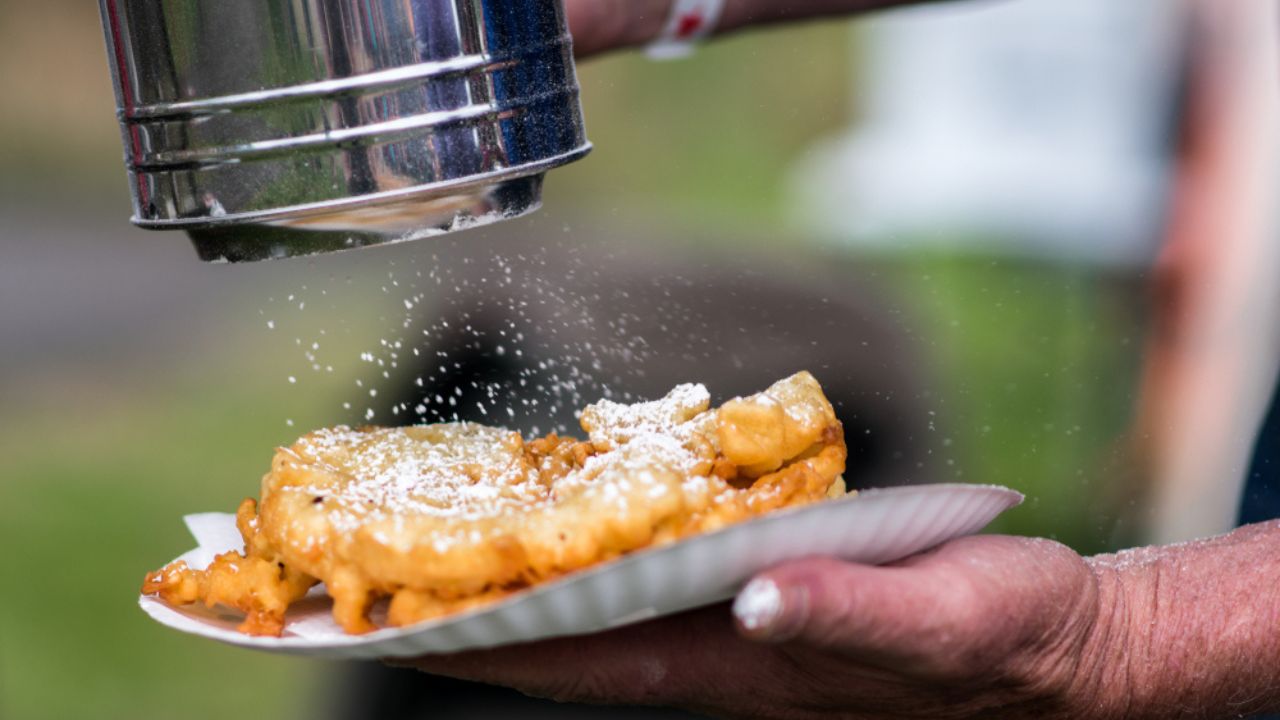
[139,483,1022,659]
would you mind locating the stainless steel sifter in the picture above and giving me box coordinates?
[98,0,591,262]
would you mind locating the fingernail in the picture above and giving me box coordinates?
[733,578,807,642]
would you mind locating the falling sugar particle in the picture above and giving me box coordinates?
[257,246,674,431]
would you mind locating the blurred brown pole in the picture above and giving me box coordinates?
[1133,0,1280,544]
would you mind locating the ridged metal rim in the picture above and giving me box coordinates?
[130,87,576,169]
[122,32,574,121]
[122,54,503,120]
[130,143,592,230]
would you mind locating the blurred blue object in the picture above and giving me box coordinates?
[1240,387,1280,526]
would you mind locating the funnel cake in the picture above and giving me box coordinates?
[142,372,847,636]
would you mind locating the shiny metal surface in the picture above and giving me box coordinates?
[98,0,590,262]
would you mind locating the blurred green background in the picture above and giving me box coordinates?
[0,2,1147,719]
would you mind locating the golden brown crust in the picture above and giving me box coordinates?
[142,500,318,636]
[141,372,848,636]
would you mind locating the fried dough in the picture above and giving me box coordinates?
[142,372,847,636]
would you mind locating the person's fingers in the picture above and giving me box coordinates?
[399,604,804,710]
[563,0,615,56]
[732,554,973,673]
[566,0,950,58]
[564,0,670,58]
[733,536,1097,680]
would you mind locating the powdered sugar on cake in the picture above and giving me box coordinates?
[288,383,721,534]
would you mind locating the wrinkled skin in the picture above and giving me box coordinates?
[405,535,1116,719]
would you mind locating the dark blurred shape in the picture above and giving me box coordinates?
[377,230,938,491]
[324,664,709,719]
[1240,393,1280,526]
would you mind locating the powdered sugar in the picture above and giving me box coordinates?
[293,424,542,530]
[581,383,710,450]
[261,247,664,433]
[285,383,722,538]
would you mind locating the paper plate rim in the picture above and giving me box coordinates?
[139,482,1024,652]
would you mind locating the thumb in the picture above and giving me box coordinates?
[732,556,969,669]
